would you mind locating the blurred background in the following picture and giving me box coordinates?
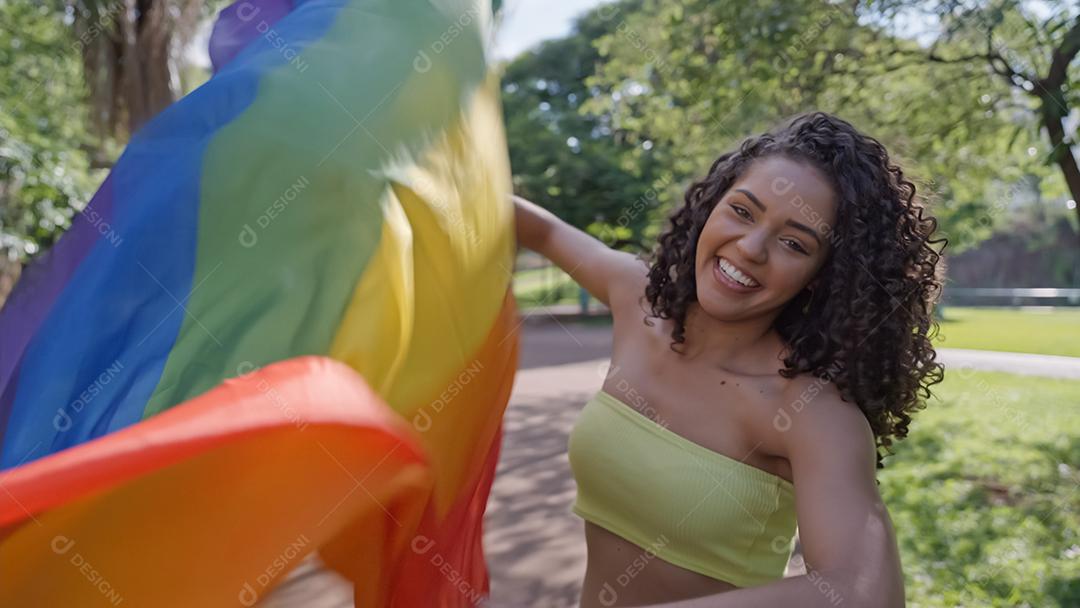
[1,1,1077,606]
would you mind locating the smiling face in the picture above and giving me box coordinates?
[694,155,838,321]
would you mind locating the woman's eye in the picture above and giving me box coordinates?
[784,239,808,254]
[730,205,751,220]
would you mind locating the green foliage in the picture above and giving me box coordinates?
[500,0,671,252]
[577,0,1070,252]
[582,0,863,176]
[880,370,1080,607]
[854,0,1080,244]
[0,1,99,262]
[512,265,601,308]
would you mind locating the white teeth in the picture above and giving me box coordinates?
[718,257,759,287]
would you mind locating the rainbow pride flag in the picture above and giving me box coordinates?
[0,0,518,605]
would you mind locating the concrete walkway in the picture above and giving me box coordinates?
[937,348,1080,379]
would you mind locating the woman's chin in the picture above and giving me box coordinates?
[695,284,781,322]
[695,290,743,319]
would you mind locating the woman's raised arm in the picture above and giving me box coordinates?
[512,194,646,310]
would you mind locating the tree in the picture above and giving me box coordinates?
[580,0,871,178]
[501,0,669,252]
[0,1,98,285]
[855,1,1080,228]
[578,0,1061,251]
[68,0,206,138]
[0,0,224,306]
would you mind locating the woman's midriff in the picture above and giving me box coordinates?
[577,521,738,607]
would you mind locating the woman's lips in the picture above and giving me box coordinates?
[712,256,763,294]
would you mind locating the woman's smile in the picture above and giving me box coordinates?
[712,256,763,293]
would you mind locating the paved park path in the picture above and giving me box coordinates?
[482,321,614,607]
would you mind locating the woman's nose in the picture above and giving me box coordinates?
[735,228,769,265]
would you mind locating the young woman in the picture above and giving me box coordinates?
[512,112,946,608]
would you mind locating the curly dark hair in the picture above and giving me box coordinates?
[643,111,947,468]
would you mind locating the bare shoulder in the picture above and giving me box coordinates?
[777,373,876,469]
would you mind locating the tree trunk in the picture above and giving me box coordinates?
[1039,18,1080,229]
[74,0,202,139]
[132,0,176,133]
[119,0,148,131]
[1039,97,1080,232]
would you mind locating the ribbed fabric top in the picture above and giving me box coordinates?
[568,389,797,588]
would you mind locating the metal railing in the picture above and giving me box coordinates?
[941,287,1080,306]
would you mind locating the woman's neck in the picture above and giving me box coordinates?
[678,301,783,373]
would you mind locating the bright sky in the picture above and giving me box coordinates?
[492,0,608,60]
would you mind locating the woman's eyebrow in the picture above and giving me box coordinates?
[735,188,768,212]
[734,188,823,246]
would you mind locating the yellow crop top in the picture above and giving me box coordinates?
[567,389,797,588]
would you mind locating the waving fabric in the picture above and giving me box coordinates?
[0,0,517,605]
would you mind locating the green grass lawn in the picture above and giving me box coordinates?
[511,265,573,287]
[933,306,1080,357]
[880,370,1080,607]
[513,267,590,308]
